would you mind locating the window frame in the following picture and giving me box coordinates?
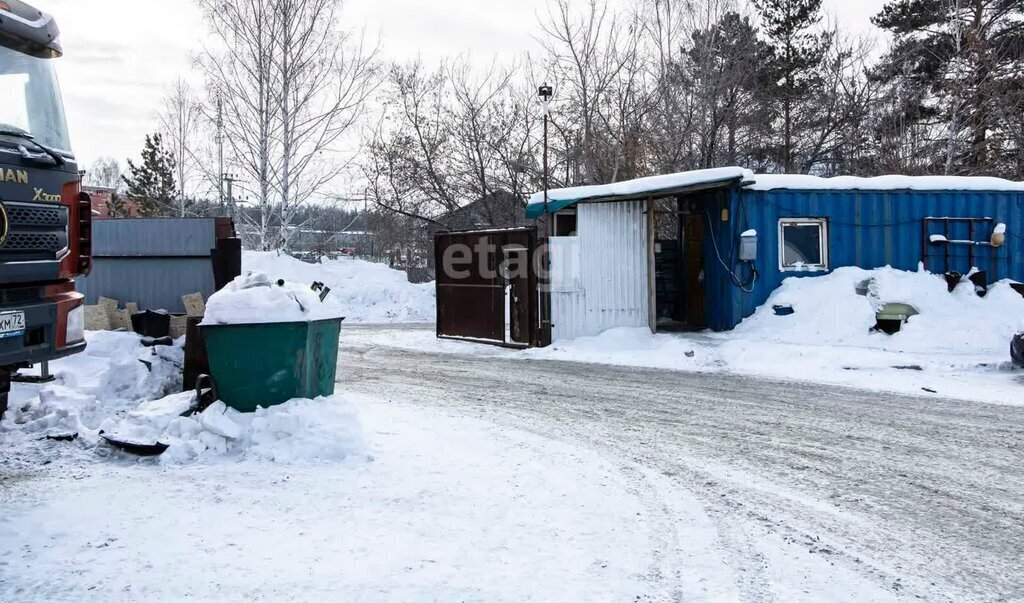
[778,217,830,272]
[552,209,578,237]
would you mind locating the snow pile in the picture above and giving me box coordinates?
[733,266,1024,354]
[202,270,344,325]
[1,331,183,443]
[243,251,435,323]
[102,394,366,465]
[1,327,364,464]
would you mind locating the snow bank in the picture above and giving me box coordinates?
[1,328,364,464]
[243,251,435,323]
[1,331,183,443]
[733,266,1024,354]
[202,271,344,325]
[102,394,366,465]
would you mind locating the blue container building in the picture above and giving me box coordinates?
[525,168,1024,339]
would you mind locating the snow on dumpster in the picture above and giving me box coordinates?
[201,271,343,325]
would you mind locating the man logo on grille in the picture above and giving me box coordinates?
[0,203,8,248]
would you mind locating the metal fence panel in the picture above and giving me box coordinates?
[77,218,222,312]
[92,218,217,257]
[77,258,216,313]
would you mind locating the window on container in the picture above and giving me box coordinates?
[553,210,577,237]
[779,219,829,271]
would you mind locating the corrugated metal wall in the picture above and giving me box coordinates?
[549,236,584,341]
[551,201,650,341]
[704,188,1024,330]
[77,219,219,313]
[86,218,217,256]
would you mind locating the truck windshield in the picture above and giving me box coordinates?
[0,44,72,154]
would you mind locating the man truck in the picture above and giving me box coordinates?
[0,0,91,418]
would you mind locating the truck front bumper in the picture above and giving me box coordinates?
[0,285,86,369]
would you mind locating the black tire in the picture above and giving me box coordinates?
[1012,333,1024,368]
[0,368,10,420]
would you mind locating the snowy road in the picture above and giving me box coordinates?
[343,325,1024,601]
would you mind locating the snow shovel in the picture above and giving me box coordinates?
[98,433,170,456]
[99,374,218,456]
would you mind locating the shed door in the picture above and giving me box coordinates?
[504,246,531,344]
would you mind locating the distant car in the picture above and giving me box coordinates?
[1013,330,1024,368]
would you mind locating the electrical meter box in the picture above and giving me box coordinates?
[739,229,758,262]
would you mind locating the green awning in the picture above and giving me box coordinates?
[525,197,583,219]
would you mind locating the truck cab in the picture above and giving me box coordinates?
[0,0,91,417]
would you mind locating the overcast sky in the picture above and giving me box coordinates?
[40,0,887,169]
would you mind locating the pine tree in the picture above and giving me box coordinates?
[752,0,829,173]
[871,0,1024,177]
[122,133,177,217]
[107,192,126,218]
[686,12,775,169]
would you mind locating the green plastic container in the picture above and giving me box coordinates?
[201,317,343,413]
[876,303,919,322]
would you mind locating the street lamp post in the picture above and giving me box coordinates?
[538,84,553,229]
[538,84,553,345]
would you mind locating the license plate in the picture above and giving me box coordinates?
[0,311,26,339]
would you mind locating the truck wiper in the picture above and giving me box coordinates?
[0,126,66,166]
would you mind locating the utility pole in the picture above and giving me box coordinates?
[222,172,238,217]
[216,93,224,206]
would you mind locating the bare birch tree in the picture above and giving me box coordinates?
[198,0,378,250]
[84,156,124,190]
[198,0,280,248]
[158,79,205,215]
[272,0,379,249]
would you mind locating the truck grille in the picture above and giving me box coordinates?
[0,286,41,305]
[1,201,69,261]
[7,205,66,227]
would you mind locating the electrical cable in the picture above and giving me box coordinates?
[706,210,757,293]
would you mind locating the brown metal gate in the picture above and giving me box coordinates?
[434,228,540,347]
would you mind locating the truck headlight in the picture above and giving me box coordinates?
[66,304,85,344]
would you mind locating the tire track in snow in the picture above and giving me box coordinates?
[341,326,1024,601]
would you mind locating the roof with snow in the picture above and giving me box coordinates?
[747,174,1024,192]
[525,169,1024,218]
[525,167,753,219]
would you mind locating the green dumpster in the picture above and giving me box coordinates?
[201,317,344,413]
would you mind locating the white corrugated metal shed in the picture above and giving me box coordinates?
[549,201,650,341]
